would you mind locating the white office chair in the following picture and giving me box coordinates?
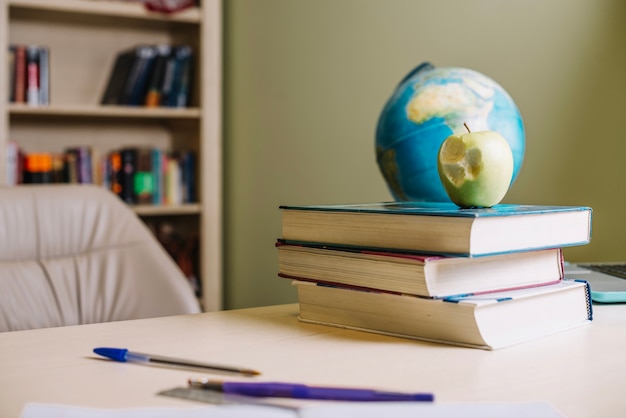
[0,184,201,332]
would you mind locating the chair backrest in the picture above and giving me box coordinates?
[0,184,201,332]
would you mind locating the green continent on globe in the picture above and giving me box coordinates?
[376,147,407,201]
[407,77,494,128]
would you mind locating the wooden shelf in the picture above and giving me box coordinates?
[8,0,201,23]
[132,203,201,216]
[9,104,201,119]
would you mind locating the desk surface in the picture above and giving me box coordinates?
[1,303,625,418]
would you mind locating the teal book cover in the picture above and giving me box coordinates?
[280,201,592,218]
[280,202,592,257]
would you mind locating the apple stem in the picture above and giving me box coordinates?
[464,122,471,133]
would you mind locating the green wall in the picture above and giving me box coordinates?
[223,0,626,309]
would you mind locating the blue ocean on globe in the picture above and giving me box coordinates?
[376,62,525,202]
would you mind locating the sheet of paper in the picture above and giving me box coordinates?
[20,401,564,418]
[19,403,295,418]
[299,401,565,418]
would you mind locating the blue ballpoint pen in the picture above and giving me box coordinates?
[188,377,434,402]
[93,347,261,376]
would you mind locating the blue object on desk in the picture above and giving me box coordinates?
[189,378,434,402]
[93,347,260,376]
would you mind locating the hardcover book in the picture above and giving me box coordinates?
[134,148,155,204]
[295,279,593,350]
[280,202,592,257]
[13,45,26,103]
[277,241,564,297]
[8,45,16,102]
[26,45,40,106]
[121,45,157,105]
[119,148,138,204]
[101,47,137,105]
[38,46,49,106]
[161,45,193,108]
[144,45,171,107]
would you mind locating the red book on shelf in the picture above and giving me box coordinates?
[13,45,26,103]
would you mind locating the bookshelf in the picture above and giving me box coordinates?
[0,0,223,311]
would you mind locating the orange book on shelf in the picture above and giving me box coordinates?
[24,153,52,184]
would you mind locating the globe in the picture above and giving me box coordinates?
[376,62,525,202]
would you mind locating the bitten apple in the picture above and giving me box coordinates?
[437,123,514,208]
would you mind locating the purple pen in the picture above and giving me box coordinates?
[188,378,434,402]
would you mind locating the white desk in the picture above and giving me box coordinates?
[1,303,625,418]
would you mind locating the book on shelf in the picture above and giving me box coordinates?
[180,150,196,203]
[13,45,26,103]
[121,45,158,106]
[159,45,193,108]
[144,45,171,107]
[166,45,193,107]
[101,47,138,105]
[26,45,40,106]
[151,148,165,204]
[23,153,52,184]
[294,279,593,350]
[5,141,21,185]
[165,153,182,205]
[280,202,592,257]
[101,44,193,108]
[38,46,50,106]
[277,241,565,298]
[119,148,137,203]
[134,147,155,204]
[8,44,49,106]
[65,147,93,184]
[8,46,16,102]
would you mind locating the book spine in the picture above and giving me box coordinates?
[26,45,40,106]
[119,148,138,204]
[173,49,193,107]
[78,147,93,184]
[164,45,192,108]
[134,148,155,205]
[101,49,135,105]
[151,148,164,204]
[165,152,182,205]
[109,151,123,197]
[23,153,52,184]
[5,141,19,185]
[145,45,171,107]
[50,154,65,183]
[8,46,16,102]
[63,152,78,183]
[180,150,195,203]
[122,45,157,106]
[13,45,26,103]
[159,51,177,106]
[38,46,49,106]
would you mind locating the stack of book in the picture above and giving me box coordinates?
[277,201,594,350]
[8,44,49,106]
[101,44,193,108]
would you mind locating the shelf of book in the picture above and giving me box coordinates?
[1,0,223,311]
